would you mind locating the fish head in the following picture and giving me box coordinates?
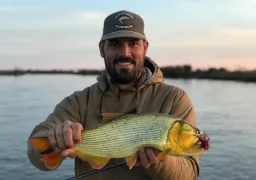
[168,120,210,156]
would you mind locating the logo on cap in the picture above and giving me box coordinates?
[114,12,134,29]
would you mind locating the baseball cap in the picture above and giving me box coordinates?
[100,10,146,41]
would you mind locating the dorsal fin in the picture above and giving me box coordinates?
[101,113,126,122]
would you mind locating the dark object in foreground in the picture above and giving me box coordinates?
[65,160,126,180]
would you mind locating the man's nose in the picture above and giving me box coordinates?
[119,44,131,56]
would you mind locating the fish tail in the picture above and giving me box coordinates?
[40,151,64,169]
[29,137,64,169]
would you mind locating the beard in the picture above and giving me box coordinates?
[104,56,145,84]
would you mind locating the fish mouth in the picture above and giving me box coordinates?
[195,134,210,150]
[196,140,202,146]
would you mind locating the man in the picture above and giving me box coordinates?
[27,10,200,180]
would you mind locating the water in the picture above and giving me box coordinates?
[0,75,255,180]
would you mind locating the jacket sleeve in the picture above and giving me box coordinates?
[145,88,200,180]
[27,90,86,171]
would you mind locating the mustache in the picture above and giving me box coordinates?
[114,56,135,64]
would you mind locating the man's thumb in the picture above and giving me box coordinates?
[62,149,76,158]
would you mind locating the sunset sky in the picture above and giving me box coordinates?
[0,0,255,70]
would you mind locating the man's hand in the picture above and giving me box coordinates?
[46,120,83,158]
[136,147,166,168]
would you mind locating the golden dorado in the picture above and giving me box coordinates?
[29,113,210,170]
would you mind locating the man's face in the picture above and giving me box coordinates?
[99,37,149,84]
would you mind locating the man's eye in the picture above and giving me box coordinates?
[130,42,138,46]
[110,42,118,47]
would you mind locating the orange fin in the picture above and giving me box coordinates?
[101,113,126,122]
[125,153,138,169]
[90,157,110,169]
[29,137,52,152]
[157,149,171,161]
[75,149,110,169]
[29,137,64,169]
[41,151,64,169]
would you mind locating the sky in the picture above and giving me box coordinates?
[0,0,255,71]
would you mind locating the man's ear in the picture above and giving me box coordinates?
[143,40,149,54]
[99,41,105,58]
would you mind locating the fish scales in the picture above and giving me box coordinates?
[76,114,176,158]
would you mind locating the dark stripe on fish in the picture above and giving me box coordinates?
[40,147,55,155]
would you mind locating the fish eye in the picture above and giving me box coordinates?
[197,130,203,135]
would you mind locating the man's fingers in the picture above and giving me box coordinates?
[153,148,161,156]
[46,121,83,151]
[71,123,83,143]
[145,148,159,165]
[134,156,140,166]
[47,129,57,148]
[63,125,74,148]
[139,148,150,168]
[135,160,140,166]
[55,124,66,150]
[62,149,76,158]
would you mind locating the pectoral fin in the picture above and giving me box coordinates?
[101,113,126,122]
[75,149,110,169]
[125,153,138,169]
[157,149,171,161]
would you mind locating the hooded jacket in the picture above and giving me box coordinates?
[27,57,199,180]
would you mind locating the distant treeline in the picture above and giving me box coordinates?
[0,69,101,76]
[1,65,256,83]
[160,65,256,83]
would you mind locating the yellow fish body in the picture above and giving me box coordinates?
[29,113,210,170]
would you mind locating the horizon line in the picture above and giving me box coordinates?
[1,64,255,72]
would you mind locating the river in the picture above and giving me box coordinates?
[0,75,255,180]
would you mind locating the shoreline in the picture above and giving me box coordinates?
[0,65,256,83]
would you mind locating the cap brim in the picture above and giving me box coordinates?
[100,31,146,41]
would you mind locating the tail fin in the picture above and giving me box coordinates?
[29,137,64,169]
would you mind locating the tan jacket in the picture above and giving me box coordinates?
[27,57,200,180]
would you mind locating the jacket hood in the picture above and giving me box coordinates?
[96,56,164,92]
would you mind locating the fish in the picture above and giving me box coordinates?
[29,112,210,170]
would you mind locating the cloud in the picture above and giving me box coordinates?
[0,28,101,56]
[0,5,44,13]
[24,10,107,30]
[147,25,256,49]
[0,9,108,60]
[75,11,107,20]
[0,11,106,47]
[66,11,107,27]
[146,25,256,70]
